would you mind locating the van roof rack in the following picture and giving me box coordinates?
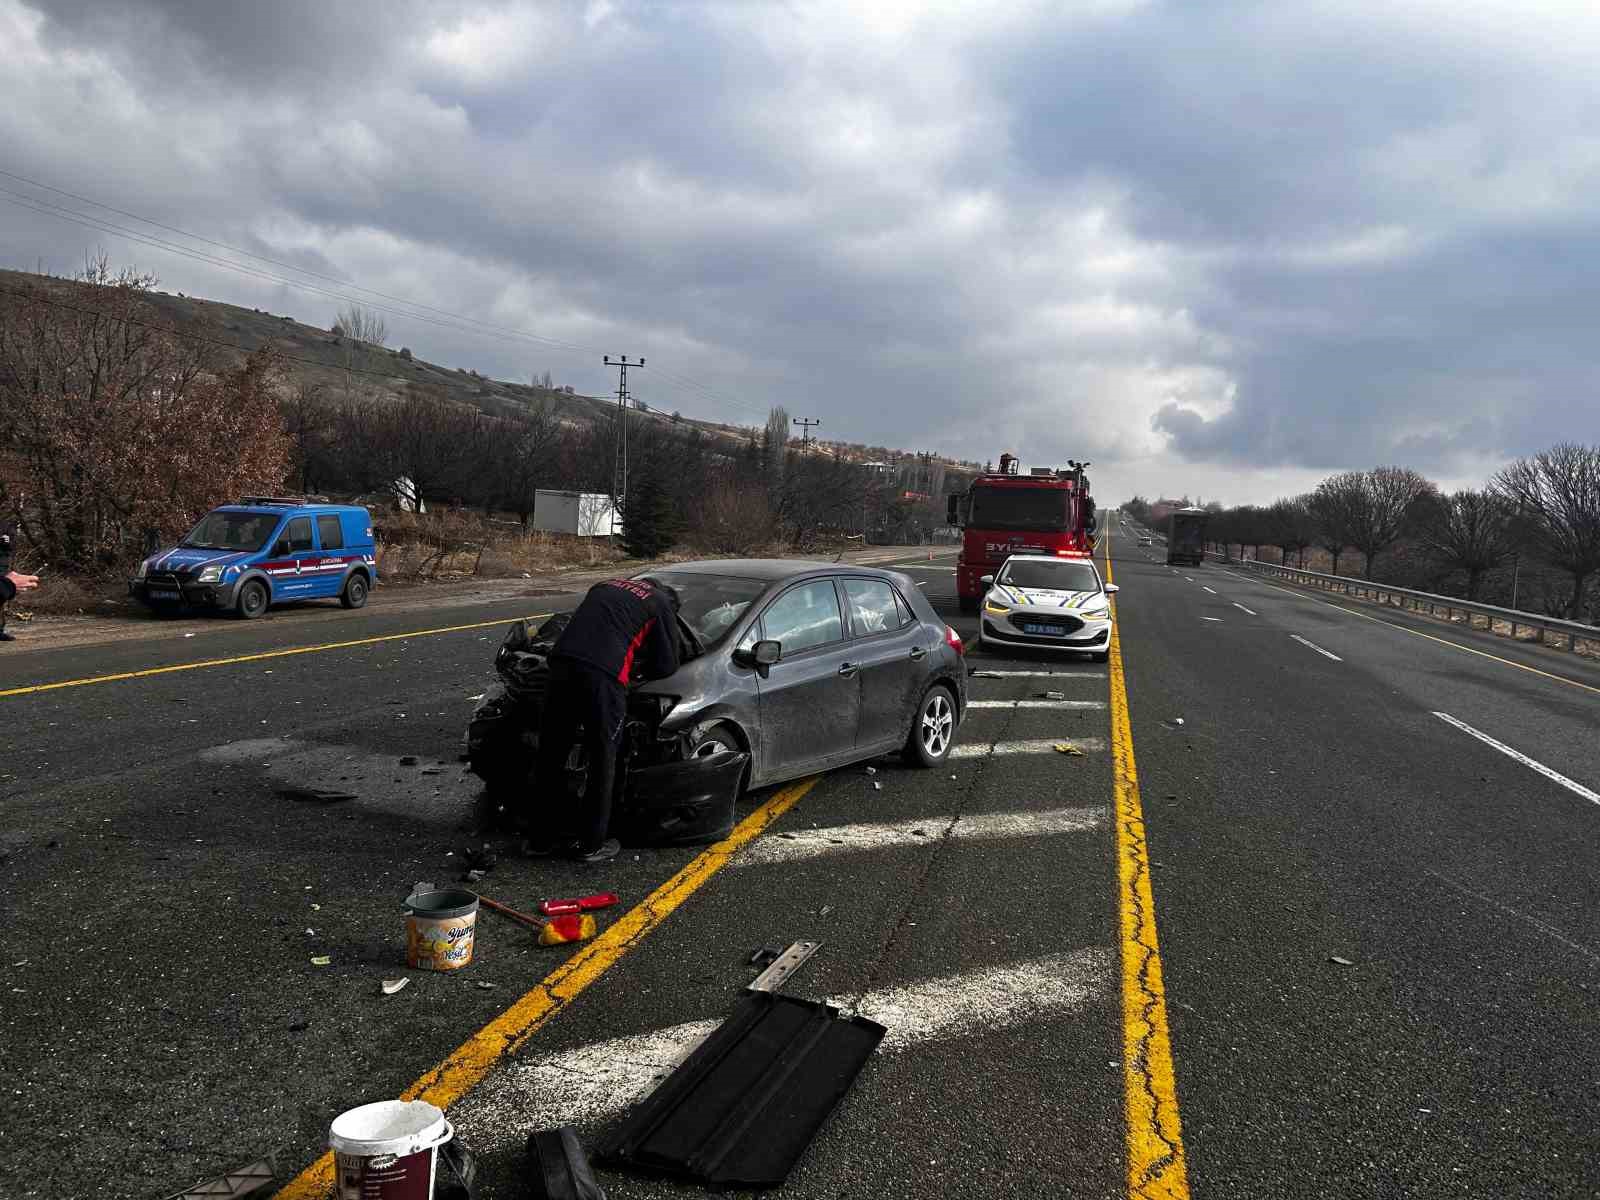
[238,495,330,506]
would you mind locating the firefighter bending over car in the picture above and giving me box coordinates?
[526,576,681,862]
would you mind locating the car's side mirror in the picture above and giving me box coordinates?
[1105,583,1120,594]
[980,575,994,587]
[753,640,781,665]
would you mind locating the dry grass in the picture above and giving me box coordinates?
[6,571,116,617]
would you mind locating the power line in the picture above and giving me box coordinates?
[603,355,643,515]
[0,171,774,421]
[792,416,821,445]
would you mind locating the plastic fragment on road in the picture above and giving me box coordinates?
[1329,955,1355,967]
[158,1156,274,1199]
[476,980,497,990]
[310,956,331,966]
[1053,742,1085,756]
[864,766,877,776]
[400,755,419,766]
[747,940,822,993]
[1037,690,1067,700]
[526,1127,604,1200]
[598,991,887,1188]
[381,977,410,995]
[872,781,882,791]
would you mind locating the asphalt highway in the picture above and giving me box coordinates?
[2,528,1598,1199]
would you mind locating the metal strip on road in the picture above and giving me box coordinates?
[1216,566,1600,697]
[0,613,551,700]
[732,806,1107,865]
[1290,633,1343,661]
[271,775,820,1200]
[1431,712,1600,806]
[1104,530,1191,1199]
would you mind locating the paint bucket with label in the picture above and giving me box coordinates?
[404,882,478,971]
[330,1099,453,1200]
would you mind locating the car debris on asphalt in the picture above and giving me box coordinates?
[159,1156,275,1200]
[1053,742,1085,756]
[381,977,410,995]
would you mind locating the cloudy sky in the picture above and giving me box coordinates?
[3,0,1598,505]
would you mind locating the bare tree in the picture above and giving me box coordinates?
[335,302,388,348]
[764,405,790,479]
[1413,489,1514,600]
[1492,443,1600,618]
[1307,472,1363,576]
[492,404,562,526]
[1350,466,1434,577]
[0,260,290,569]
[279,380,332,493]
[1267,495,1317,567]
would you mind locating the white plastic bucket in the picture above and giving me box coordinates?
[329,1099,453,1200]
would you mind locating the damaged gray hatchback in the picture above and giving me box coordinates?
[634,559,969,786]
[468,560,968,838]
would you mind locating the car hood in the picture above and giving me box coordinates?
[144,547,256,574]
[988,584,1107,611]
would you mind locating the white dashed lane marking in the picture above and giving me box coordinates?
[1290,633,1343,661]
[734,806,1106,865]
[967,699,1105,710]
[1232,602,1257,616]
[449,948,1115,1156]
[950,737,1107,758]
[1432,712,1600,806]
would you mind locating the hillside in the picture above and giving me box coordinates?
[0,266,983,488]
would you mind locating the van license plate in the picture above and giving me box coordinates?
[1023,623,1064,636]
[149,589,179,601]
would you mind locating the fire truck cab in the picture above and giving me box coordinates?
[945,453,1097,613]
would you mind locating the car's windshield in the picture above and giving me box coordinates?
[999,559,1101,592]
[969,486,1070,532]
[636,571,767,649]
[180,511,278,553]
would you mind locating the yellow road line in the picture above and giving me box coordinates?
[272,775,818,1200]
[1216,567,1600,698]
[0,614,549,700]
[1106,531,1191,1199]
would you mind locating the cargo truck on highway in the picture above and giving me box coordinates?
[946,452,1096,613]
[1166,507,1208,566]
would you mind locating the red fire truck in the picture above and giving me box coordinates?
[945,453,1098,612]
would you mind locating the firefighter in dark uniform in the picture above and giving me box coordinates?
[530,576,681,862]
[0,522,40,642]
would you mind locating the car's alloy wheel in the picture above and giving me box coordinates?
[909,686,956,765]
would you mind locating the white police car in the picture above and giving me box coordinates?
[976,554,1118,662]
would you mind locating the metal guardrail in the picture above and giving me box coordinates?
[1216,556,1600,655]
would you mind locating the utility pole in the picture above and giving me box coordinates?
[793,417,821,446]
[603,355,643,530]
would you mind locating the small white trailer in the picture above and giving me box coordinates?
[532,490,618,537]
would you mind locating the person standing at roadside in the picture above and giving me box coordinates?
[0,522,40,642]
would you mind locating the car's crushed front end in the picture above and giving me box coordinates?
[464,613,749,847]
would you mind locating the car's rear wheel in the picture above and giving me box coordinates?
[340,572,369,609]
[905,683,957,767]
[236,579,268,620]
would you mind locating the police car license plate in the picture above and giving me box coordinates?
[1023,622,1064,636]
[149,589,179,601]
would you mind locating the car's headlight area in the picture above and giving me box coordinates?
[196,565,223,583]
[134,559,149,580]
[983,598,1010,615]
[1079,606,1110,620]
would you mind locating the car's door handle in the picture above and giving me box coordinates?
[838,662,858,678]
[909,646,927,660]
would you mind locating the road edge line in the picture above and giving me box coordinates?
[1106,532,1191,1199]
[271,775,818,1200]
[0,614,551,699]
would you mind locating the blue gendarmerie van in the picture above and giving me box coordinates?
[130,497,378,619]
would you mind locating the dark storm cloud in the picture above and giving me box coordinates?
[3,0,1598,503]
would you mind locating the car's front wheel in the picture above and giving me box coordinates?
[340,572,369,609]
[235,579,269,620]
[905,683,957,767]
[686,720,750,793]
